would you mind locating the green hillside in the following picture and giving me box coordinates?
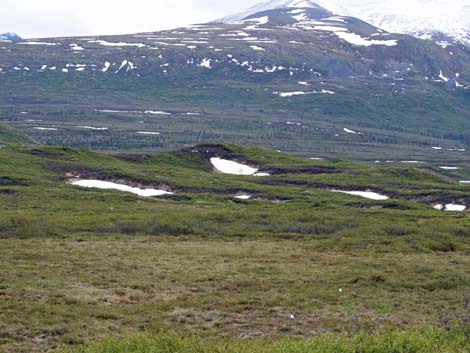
[0,143,469,352]
[0,123,36,145]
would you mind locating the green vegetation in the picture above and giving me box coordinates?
[1,70,469,172]
[63,329,470,353]
[2,16,469,351]
[0,123,36,145]
[0,142,468,239]
[0,142,469,352]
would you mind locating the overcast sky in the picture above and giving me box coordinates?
[0,0,462,39]
[0,0,361,38]
[0,0,256,38]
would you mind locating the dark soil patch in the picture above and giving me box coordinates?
[163,195,192,202]
[413,193,469,207]
[113,154,152,164]
[28,147,74,159]
[185,144,244,162]
[0,177,20,186]
[0,189,17,195]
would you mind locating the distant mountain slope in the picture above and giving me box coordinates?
[219,0,470,47]
[349,1,470,47]
[4,5,467,81]
[0,32,22,41]
[0,2,469,161]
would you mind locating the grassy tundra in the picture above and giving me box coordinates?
[0,143,469,352]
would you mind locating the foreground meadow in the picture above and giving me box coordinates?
[0,143,469,352]
[2,236,470,352]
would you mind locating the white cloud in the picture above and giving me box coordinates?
[0,0,258,38]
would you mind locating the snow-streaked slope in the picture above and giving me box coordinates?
[217,0,470,47]
[349,0,470,47]
[216,3,401,49]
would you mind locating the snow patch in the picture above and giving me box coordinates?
[77,126,108,131]
[198,58,213,69]
[115,60,136,74]
[95,109,170,115]
[102,62,111,72]
[276,89,334,97]
[70,44,84,51]
[434,204,467,212]
[335,31,398,46]
[144,110,171,115]
[89,40,146,48]
[278,91,311,97]
[71,180,173,197]
[343,128,362,134]
[20,41,60,46]
[210,157,269,176]
[137,131,160,135]
[250,45,266,51]
[438,70,449,82]
[33,127,58,131]
[332,190,389,200]
[235,195,252,200]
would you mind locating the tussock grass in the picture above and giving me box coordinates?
[0,143,469,352]
[64,329,470,353]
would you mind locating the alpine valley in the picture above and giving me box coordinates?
[1,0,469,178]
[2,2,470,353]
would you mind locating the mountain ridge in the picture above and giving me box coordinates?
[216,0,340,23]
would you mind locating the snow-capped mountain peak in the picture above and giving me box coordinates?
[330,0,470,47]
[255,0,321,8]
[216,0,470,47]
[0,33,22,42]
[353,2,470,47]
[215,0,339,23]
